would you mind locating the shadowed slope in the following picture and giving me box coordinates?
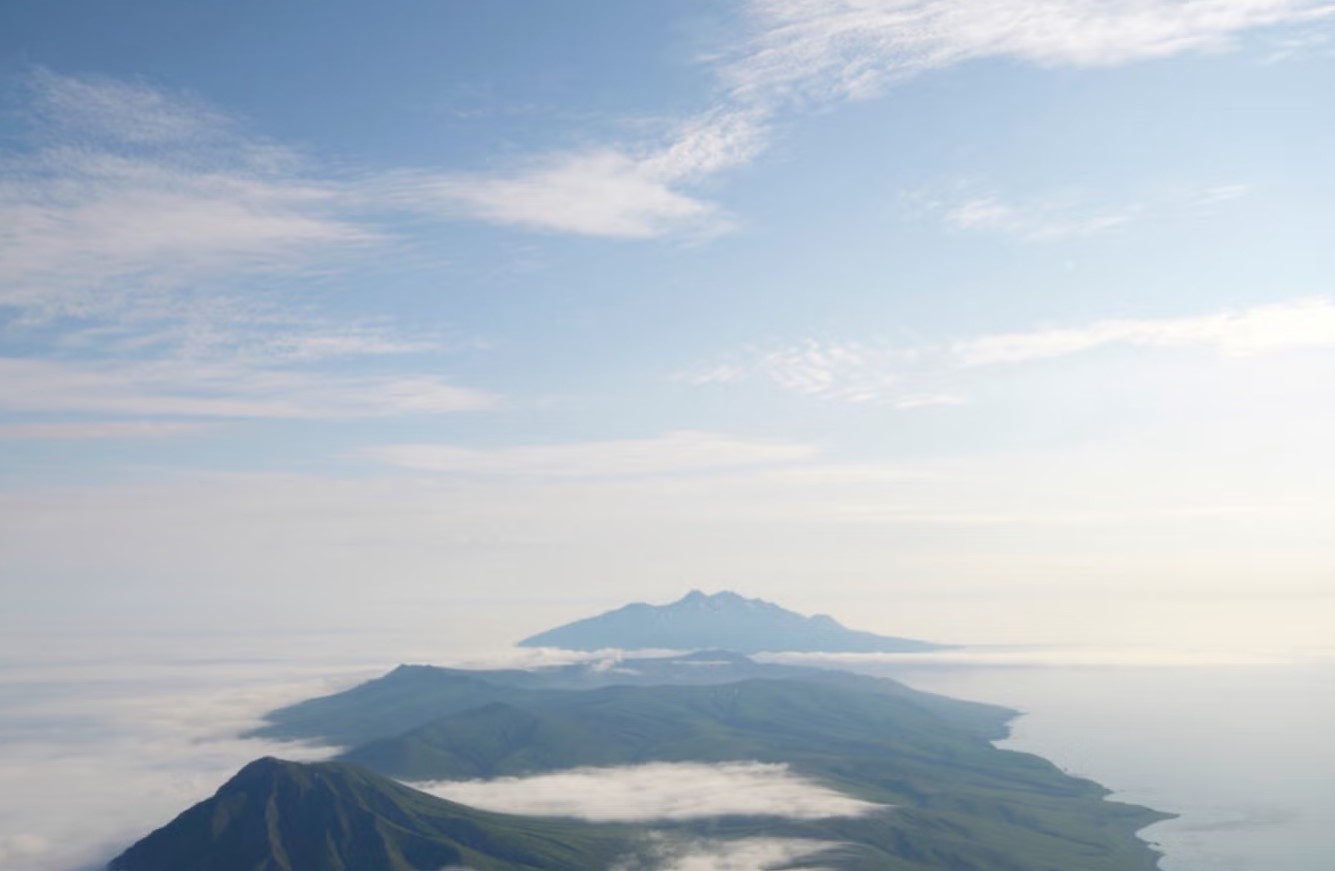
[108,758,636,871]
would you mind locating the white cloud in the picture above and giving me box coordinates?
[0,71,497,423]
[396,152,719,239]
[952,296,1335,364]
[687,297,1335,404]
[729,0,1335,103]
[680,338,956,406]
[0,421,210,440]
[944,195,1138,242]
[437,0,1330,239]
[761,647,1292,670]
[1,73,374,321]
[383,108,767,239]
[619,835,842,871]
[0,649,353,871]
[26,69,237,146]
[0,357,497,420]
[416,761,883,822]
[363,431,817,477]
[413,1,1330,239]
[908,180,1253,242]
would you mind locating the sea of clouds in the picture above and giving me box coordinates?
[416,761,882,822]
[0,631,878,871]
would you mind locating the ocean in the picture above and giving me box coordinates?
[857,657,1335,871]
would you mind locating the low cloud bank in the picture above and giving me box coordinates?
[759,645,1293,671]
[416,761,883,822]
[617,835,843,871]
[0,632,395,871]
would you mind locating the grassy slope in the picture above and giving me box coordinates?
[108,758,638,871]
[250,654,1013,747]
[339,679,1167,871]
[246,661,1167,871]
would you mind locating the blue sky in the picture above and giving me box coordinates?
[2,1,1334,650]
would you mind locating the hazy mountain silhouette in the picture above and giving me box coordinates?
[518,589,945,653]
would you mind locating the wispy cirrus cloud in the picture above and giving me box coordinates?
[953,296,1335,363]
[377,107,767,239]
[727,0,1335,102]
[684,297,1335,404]
[942,194,1139,242]
[0,70,497,426]
[422,0,1332,238]
[0,421,210,440]
[0,357,497,420]
[907,182,1252,242]
[685,341,961,407]
[2,71,376,321]
[363,430,817,477]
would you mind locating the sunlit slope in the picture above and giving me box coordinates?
[250,651,1009,748]
[338,679,1167,871]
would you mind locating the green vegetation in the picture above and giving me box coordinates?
[108,757,639,871]
[250,651,1010,748]
[243,656,1168,870]
[338,678,1168,871]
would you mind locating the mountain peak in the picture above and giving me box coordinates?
[110,758,630,871]
[675,589,761,610]
[518,591,945,654]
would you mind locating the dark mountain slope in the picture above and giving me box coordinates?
[517,589,944,653]
[108,757,636,871]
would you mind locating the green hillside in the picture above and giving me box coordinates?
[338,679,1167,871]
[250,651,1011,748]
[233,655,1169,871]
[108,757,639,871]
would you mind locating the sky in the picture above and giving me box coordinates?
[3,0,1335,653]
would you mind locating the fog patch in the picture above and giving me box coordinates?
[435,646,686,672]
[415,761,883,822]
[0,635,392,871]
[758,645,1292,671]
[618,835,844,871]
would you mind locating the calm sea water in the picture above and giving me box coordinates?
[862,660,1335,871]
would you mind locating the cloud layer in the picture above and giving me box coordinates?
[416,761,883,822]
[619,835,842,871]
[686,297,1335,404]
[363,431,818,478]
[0,642,362,871]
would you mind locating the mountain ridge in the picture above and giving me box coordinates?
[108,757,636,871]
[518,589,946,653]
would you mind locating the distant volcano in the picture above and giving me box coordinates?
[518,589,946,653]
